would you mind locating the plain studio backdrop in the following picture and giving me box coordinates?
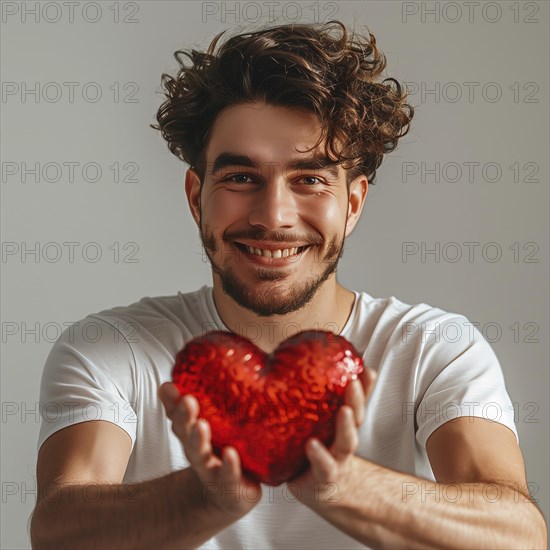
[1,1,548,547]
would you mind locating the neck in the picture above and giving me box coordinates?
[211,275,356,353]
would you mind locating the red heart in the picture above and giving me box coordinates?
[171,330,364,485]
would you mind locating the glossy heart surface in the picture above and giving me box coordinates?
[172,330,364,485]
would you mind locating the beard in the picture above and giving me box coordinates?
[198,216,346,317]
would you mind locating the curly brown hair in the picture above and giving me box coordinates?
[151,20,414,186]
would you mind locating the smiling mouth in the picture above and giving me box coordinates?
[233,242,311,259]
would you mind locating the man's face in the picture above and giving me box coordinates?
[187,101,365,317]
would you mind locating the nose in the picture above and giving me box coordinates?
[248,178,298,229]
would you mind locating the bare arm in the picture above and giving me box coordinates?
[30,466,240,550]
[308,455,547,549]
[287,366,547,548]
[291,415,548,549]
[30,383,261,549]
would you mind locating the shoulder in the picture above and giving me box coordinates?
[43,286,213,380]
[350,290,477,351]
[79,285,213,345]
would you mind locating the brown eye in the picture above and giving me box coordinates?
[302,176,322,185]
[224,174,252,183]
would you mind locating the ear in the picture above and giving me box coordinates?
[344,175,368,238]
[185,167,202,227]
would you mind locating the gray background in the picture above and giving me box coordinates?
[1,1,548,547]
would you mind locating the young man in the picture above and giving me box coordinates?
[31,21,547,549]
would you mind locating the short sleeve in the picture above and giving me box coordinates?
[37,315,138,453]
[415,314,518,449]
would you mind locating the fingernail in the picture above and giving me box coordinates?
[309,439,321,450]
[165,384,180,400]
[222,447,233,466]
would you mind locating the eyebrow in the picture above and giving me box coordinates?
[210,152,340,181]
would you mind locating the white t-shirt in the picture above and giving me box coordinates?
[37,285,518,549]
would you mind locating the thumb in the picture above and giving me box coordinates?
[360,366,378,400]
[158,381,181,407]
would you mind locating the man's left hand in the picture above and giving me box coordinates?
[287,365,377,509]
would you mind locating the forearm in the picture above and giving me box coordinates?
[311,458,548,549]
[30,467,239,550]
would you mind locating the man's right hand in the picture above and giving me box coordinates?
[158,382,262,518]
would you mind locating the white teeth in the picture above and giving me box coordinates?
[244,245,305,258]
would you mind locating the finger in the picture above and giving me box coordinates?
[220,446,242,484]
[364,367,378,401]
[220,448,262,502]
[359,366,377,400]
[344,379,365,427]
[185,418,216,469]
[306,438,337,484]
[331,405,358,461]
[172,394,199,443]
[158,382,182,418]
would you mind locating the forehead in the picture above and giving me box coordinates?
[205,102,330,169]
